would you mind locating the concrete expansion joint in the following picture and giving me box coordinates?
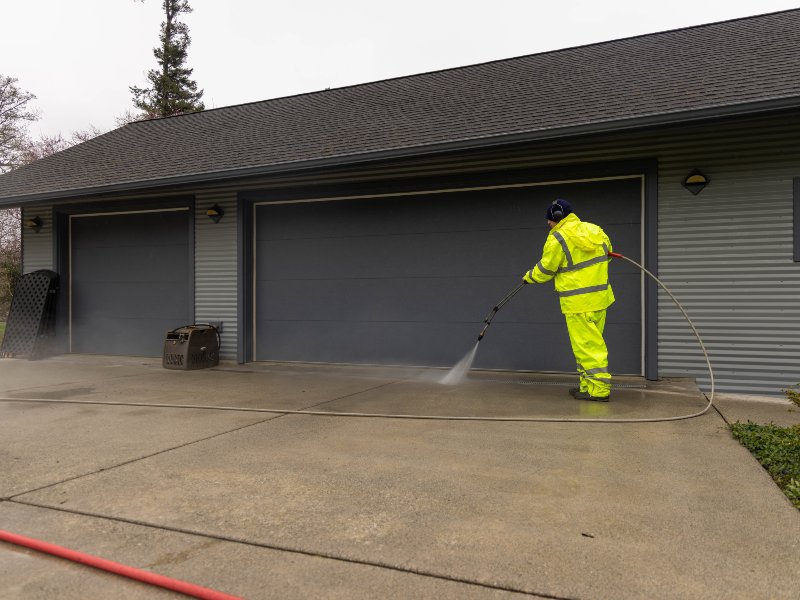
[712,400,731,426]
[4,416,282,501]
[9,498,578,600]
[2,384,398,506]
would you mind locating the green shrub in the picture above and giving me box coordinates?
[785,477,800,508]
[730,422,800,510]
[0,251,21,319]
[786,384,800,408]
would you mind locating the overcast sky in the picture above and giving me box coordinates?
[3,1,798,138]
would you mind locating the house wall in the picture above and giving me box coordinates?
[655,122,799,396]
[18,110,800,394]
[21,206,53,273]
[194,192,238,359]
[225,111,800,395]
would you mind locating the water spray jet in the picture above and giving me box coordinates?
[440,282,526,384]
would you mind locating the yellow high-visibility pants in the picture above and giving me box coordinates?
[564,309,611,397]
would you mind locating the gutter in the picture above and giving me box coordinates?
[2,96,800,206]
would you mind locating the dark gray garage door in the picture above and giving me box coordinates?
[70,209,192,356]
[255,178,642,374]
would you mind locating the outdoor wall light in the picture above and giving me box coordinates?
[206,204,224,223]
[23,216,42,232]
[682,169,709,195]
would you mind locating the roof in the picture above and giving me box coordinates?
[3,9,800,204]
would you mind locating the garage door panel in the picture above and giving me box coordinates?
[257,319,629,372]
[255,276,642,327]
[257,277,542,325]
[256,178,642,372]
[476,322,641,373]
[72,247,189,282]
[70,209,191,356]
[72,212,188,247]
[72,317,182,355]
[605,323,642,375]
[73,282,189,319]
[257,192,541,241]
[545,183,640,224]
[259,228,537,281]
[605,273,641,323]
[602,225,641,257]
[476,323,585,371]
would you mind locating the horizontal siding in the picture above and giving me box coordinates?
[194,192,238,360]
[656,146,800,397]
[21,206,53,273]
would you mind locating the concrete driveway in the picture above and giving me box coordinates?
[1,356,798,599]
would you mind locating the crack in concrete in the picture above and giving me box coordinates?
[3,380,397,501]
[6,498,578,600]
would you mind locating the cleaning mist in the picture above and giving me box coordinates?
[439,341,480,385]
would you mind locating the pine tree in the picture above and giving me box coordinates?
[130,0,204,119]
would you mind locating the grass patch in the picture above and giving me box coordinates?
[730,421,800,510]
[0,321,4,346]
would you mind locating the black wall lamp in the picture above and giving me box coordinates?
[682,169,709,195]
[206,204,224,224]
[23,216,42,233]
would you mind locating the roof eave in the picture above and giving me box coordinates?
[2,96,799,207]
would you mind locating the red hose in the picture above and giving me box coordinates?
[0,529,241,600]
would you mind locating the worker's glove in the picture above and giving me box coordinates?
[522,270,535,284]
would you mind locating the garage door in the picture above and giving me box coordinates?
[255,178,642,374]
[70,209,192,356]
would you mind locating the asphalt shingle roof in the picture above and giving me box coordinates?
[2,9,800,203]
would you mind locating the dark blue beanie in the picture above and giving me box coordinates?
[546,199,572,222]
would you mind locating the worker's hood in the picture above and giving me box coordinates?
[553,213,606,251]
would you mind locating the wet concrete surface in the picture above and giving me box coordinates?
[1,356,798,599]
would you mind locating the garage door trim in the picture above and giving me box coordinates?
[250,174,647,373]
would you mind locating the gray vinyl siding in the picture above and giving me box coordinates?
[194,192,238,359]
[657,151,800,396]
[21,206,53,273]
[795,177,800,262]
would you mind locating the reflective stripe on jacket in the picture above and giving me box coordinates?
[524,213,615,314]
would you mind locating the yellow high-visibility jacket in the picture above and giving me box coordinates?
[524,213,615,314]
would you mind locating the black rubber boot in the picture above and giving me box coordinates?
[571,388,610,402]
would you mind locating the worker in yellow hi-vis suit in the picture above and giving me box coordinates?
[523,199,615,402]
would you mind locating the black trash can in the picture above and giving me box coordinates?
[162,324,220,370]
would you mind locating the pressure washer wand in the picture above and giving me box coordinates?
[477,282,526,341]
